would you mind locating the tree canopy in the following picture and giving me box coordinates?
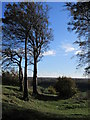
[66,2,90,75]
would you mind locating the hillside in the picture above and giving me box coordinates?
[2,85,90,120]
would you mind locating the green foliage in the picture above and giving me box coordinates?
[48,86,56,95]
[37,86,56,95]
[2,70,19,86]
[55,76,77,98]
[36,86,44,94]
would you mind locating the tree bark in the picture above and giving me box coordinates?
[19,57,23,91]
[19,66,23,91]
[23,37,28,100]
[33,53,38,95]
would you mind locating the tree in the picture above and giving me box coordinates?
[65,2,90,75]
[2,2,36,100]
[28,3,53,95]
[2,15,24,91]
[3,2,53,98]
[2,48,23,91]
[55,76,77,98]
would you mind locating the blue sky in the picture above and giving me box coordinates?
[37,2,84,78]
[1,2,85,78]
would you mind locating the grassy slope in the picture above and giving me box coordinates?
[2,85,89,120]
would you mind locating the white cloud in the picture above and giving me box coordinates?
[62,43,75,53]
[74,50,82,55]
[43,50,56,56]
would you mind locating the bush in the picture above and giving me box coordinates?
[48,86,56,94]
[37,86,45,94]
[55,76,77,98]
[2,70,19,86]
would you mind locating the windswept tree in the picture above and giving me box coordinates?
[2,2,36,100]
[28,3,53,95]
[65,2,90,75]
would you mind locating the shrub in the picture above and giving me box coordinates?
[48,86,56,94]
[37,86,45,94]
[2,70,19,86]
[55,76,77,98]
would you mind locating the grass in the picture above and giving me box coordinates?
[2,85,90,120]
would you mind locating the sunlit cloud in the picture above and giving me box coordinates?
[43,50,56,56]
[62,43,75,53]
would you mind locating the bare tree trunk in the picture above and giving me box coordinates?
[33,54,38,95]
[19,66,23,91]
[23,37,28,100]
[19,57,23,91]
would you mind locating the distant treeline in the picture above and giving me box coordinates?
[28,77,89,92]
[1,75,89,92]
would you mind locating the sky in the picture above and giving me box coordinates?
[37,2,84,78]
[1,1,85,78]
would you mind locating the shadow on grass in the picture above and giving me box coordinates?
[2,102,89,120]
[4,86,20,92]
[34,93,60,101]
[3,86,68,101]
[33,91,71,101]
